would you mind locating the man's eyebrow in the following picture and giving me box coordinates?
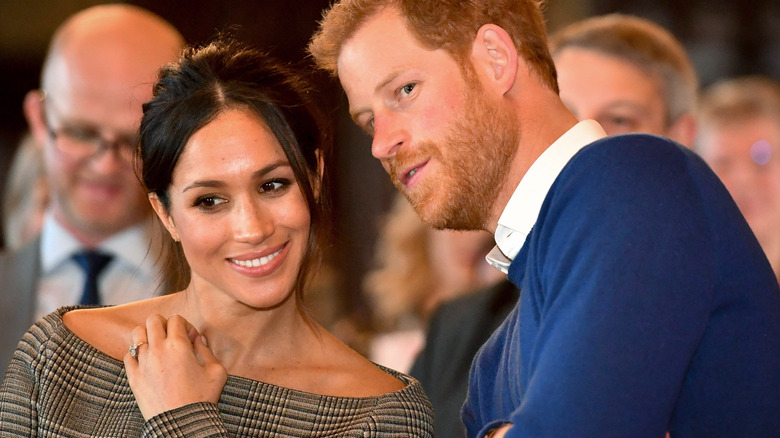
[349,69,405,122]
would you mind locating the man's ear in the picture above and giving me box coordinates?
[23,90,49,147]
[666,113,697,149]
[471,24,518,95]
[148,192,180,242]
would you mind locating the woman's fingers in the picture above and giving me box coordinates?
[125,316,226,420]
[125,325,147,387]
[145,313,168,344]
[192,335,215,364]
[166,314,200,345]
[193,335,228,399]
[131,325,148,345]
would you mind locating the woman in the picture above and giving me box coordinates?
[0,39,433,437]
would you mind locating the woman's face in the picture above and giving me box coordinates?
[152,107,311,310]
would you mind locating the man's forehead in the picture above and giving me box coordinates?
[337,7,408,65]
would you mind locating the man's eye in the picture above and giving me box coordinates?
[610,116,632,126]
[360,117,374,136]
[63,126,100,143]
[400,83,415,97]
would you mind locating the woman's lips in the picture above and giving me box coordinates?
[227,243,288,277]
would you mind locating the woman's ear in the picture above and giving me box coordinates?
[148,192,180,242]
[470,24,519,95]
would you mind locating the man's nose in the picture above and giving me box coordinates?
[371,113,407,160]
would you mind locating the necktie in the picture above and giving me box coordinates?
[72,251,114,305]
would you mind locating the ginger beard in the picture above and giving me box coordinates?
[389,79,519,231]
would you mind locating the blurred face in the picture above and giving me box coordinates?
[338,8,518,230]
[27,11,183,245]
[698,116,780,249]
[555,48,668,137]
[428,229,505,301]
[41,75,149,242]
[152,108,311,310]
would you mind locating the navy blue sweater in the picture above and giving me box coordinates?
[463,134,780,437]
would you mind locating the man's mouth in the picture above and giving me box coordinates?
[400,160,429,186]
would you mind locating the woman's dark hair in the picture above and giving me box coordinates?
[139,38,333,307]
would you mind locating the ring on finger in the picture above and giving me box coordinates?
[129,340,149,359]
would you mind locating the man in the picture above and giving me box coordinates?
[411,14,697,436]
[0,5,184,376]
[696,76,780,283]
[550,13,698,147]
[410,13,701,437]
[309,1,780,437]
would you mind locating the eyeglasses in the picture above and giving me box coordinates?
[40,91,138,163]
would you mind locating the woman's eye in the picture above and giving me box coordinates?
[259,179,290,193]
[400,83,416,97]
[194,196,226,209]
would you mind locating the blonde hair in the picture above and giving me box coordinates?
[549,13,698,124]
[697,76,780,130]
[363,194,433,330]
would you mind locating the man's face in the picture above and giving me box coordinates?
[41,58,150,240]
[337,8,518,230]
[555,47,669,137]
[698,116,780,250]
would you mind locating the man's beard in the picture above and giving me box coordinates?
[389,86,519,231]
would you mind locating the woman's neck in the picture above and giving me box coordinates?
[172,289,321,377]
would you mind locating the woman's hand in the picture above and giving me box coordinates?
[124,314,228,420]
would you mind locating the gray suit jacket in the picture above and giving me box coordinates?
[0,237,40,379]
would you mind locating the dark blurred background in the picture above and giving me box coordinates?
[1,0,778,326]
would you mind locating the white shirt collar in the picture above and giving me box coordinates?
[40,211,159,278]
[486,120,607,273]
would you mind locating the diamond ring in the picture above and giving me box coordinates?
[129,341,149,359]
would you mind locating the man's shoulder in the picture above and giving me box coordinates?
[559,133,707,192]
[582,133,687,160]
[0,237,41,271]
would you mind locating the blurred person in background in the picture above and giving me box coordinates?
[364,193,503,373]
[0,4,185,376]
[696,76,780,283]
[550,13,698,147]
[2,133,49,251]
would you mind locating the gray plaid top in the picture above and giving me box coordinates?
[0,308,433,437]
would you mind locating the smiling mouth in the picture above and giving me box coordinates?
[401,160,428,186]
[229,247,283,268]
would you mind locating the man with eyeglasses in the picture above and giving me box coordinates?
[0,4,184,376]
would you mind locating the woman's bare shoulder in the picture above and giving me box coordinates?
[314,330,407,397]
[62,295,175,360]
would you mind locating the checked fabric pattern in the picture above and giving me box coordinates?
[0,308,434,437]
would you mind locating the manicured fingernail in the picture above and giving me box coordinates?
[201,335,208,346]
